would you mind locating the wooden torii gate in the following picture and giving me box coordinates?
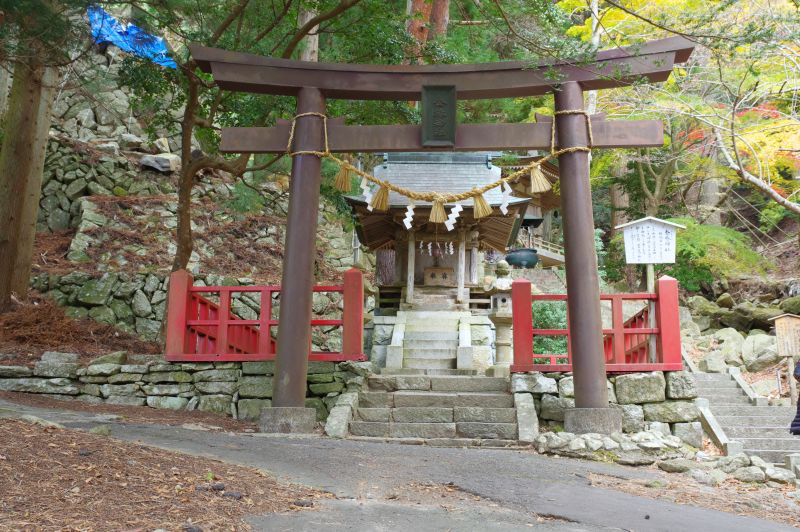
[190,37,694,432]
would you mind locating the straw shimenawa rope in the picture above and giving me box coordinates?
[286,110,593,220]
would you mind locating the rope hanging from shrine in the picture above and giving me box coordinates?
[285,110,594,224]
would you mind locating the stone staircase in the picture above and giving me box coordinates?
[695,373,799,463]
[349,374,519,443]
[404,286,461,311]
[402,311,460,372]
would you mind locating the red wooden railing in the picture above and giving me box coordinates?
[165,268,365,362]
[511,276,682,373]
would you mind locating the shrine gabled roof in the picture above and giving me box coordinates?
[349,152,528,208]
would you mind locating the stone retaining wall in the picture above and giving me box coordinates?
[512,370,703,447]
[0,352,372,422]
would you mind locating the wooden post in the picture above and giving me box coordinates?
[646,263,657,363]
[554,81,608,409]
[511,279,534,372]
[165,269,194,360]
[655,276,682,367]
[470,244,479,285]
[272,87,326,408]
[342,268,364,358]
[457,229,466,303]
[406,231,415,303]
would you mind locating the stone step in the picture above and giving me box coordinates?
[724,426,795,438]
[356,407,390,422]
[403,331,459,341]
[710,406,797,416]
[403,347,458,359]
[456,422,517,440]
[701,389,748,398]
[692,373,733,381]
[392,407,453,423]
[742,449,793,464]
[367,375,508,393]
[349,421,457,439]
[403,339,458,350]
[716,415,796,427]
[735,438,800,451]
[404,358,456,370]
[703,394,751,405]
[381,368,476,376]
[392,391,514,408]
[453,406,516,423]
[404,323,460,332]
[694,383,742,391]
[359,391,393,408]
[409,304,458,311]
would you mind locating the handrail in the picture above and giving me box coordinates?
[510,275,683,373]
[165,268,365,362]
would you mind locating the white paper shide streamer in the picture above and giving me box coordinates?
[360,177,374,211]
[499,181,512,215]
[444,203,463,232]
[403,204,415,230]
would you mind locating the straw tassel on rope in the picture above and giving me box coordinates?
[529,165,552,194]
[472,193,493,219]
[334,163,354,192]
[370,184,390,212]
[429,198,447,224]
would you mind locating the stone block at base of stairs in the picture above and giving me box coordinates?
[456,422,518,440]
[368,376,430,391]
[429,376,508,392]
[392,407,453,423]
[359,391,393,408]
[390,422,457,438]
[357,408,391,422]
[454,407,516,423]
[350,421,390,437]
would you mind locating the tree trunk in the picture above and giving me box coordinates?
[407,0,433,57]
[171,77,200,272]
[0,57,59,310]
[298,8,319,62]
[429,0,450,39]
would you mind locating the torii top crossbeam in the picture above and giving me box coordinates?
[191,37,693,100]
[188,37,694,433]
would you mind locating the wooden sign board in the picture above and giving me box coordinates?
[615,217,685,265]
[421,85,456,147]
[772,313,800,358]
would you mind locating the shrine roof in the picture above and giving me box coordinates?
[350,152,529,208]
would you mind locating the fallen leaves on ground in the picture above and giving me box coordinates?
[0,419,326,531]
[589,471,800,528]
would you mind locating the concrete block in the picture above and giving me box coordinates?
[259,407,317,433]
[457,346,473,370]
[564,407,622,435]
[386,345,404,369]
[514,393,539,443]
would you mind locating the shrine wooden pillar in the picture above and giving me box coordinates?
[554,82,618,431]
[406,230,416,304]
[272,87,326,408]
[456,229,466,303]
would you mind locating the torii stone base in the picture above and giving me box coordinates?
[564,408,622,435]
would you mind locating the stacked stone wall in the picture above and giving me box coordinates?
[0,352,371,422]
[512,370,702,447]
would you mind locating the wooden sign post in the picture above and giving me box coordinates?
[771,313,800,405]
[190,37,694,433]
[615,217,685,362]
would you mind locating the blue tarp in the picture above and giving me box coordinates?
[87,6,177,69]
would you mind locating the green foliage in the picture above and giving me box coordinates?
[759,202,789,233]
[605,218,771,292]
[225,181,264,214]
[532,301,568,355]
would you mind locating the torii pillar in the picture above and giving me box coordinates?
[555,82,617,433]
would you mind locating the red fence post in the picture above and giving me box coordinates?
[655,275,682,367]
[342,268,365,360]
[511,279,534,372]
[165,269,193,361]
